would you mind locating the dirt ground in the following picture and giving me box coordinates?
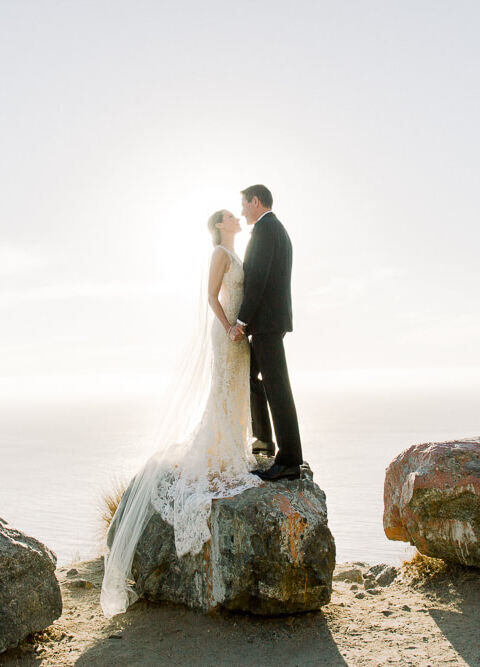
[2,557,480,666]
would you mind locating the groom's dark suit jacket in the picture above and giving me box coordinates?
[238,212,293,335]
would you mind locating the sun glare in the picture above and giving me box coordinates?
[156,184,250,278]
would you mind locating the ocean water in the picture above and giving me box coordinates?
[1,372,479,567]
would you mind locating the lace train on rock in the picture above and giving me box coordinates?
[101,246,262,617]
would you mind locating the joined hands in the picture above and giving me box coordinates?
[228,324,245,342]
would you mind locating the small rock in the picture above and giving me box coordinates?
[376,566,398,587]
[364,578,379,590]
[333,567,364,584]
[108,634,123,640]
[401,604,411,612]
[365,563,389,578]
[367,589,381,595]
[65,578,94,590]
[350,584,359,591]
[66,568,78,577]
[354,592,365,599]
[381,610,393,616]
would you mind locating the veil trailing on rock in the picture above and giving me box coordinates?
[100,237,261,619]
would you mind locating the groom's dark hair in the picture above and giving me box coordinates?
[241,184,273,209]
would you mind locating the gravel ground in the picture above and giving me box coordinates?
[2,557,480,666]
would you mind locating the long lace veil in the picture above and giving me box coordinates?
[100,238,214,618]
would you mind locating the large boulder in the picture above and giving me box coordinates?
[112,461,335,614]
[0,518,62,653]
[383,438,480,566]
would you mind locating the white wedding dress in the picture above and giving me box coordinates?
[100,245,262,618]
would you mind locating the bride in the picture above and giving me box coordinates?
[100,209,263,618]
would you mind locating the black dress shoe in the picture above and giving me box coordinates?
[257,463,301,481]
[252,439,276,456]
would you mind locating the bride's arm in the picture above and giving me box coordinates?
[208,247,232,333]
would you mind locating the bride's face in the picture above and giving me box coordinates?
[218,211,241,235]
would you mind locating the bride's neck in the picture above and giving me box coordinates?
[219,233,235,252]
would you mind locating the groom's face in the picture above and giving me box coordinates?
[241,195,257,225]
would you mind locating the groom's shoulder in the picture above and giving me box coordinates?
[267,212,285,229]
[255,212,280,231]
[264,213,289,237]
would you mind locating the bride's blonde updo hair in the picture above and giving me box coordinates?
[207,210,225,246]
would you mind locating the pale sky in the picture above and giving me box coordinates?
[1,0,479,380]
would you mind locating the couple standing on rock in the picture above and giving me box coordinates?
[101,184,304,618]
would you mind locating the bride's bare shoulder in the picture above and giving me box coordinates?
[211,245,231,270]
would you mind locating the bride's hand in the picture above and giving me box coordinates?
[228,325,244,342]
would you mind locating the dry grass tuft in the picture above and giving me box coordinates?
[99,477,128,534]
[402,549,450,583]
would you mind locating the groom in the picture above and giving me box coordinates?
[229,185,303,481]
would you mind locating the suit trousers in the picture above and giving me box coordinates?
[249,333,303,467]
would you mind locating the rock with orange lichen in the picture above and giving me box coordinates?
[126,461,335,614]
[383,438,480,566]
